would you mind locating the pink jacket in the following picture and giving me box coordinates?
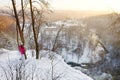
[18,45,25,55]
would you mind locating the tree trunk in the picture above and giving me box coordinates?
[21,0,25,32]
[11,0,27,59]
[52,26,63,52]
[29,0,39,59]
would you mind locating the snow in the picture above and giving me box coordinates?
[61,48,80,63]
[0,49,93,80]
[59,32,106,66]
[79,43,92,64]
[79,33,106,64]
[47,19,86,28]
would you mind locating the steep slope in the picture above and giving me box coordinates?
[0,49,93,80]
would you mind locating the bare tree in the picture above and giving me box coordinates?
[11,0,50,59]
[52,26,63,52]
[11,0,27,59]
[109,12,120,51]
[29,0,50,59]
[29,0,39,59]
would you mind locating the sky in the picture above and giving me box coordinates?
[50,0,120,12]
[0,0,120,12]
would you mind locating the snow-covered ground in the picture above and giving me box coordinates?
[0,49,93,80]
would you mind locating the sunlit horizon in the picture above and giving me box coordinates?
[0,0,120,12]
[50,0,120,12]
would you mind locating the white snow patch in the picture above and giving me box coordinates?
[0,49,93,80]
